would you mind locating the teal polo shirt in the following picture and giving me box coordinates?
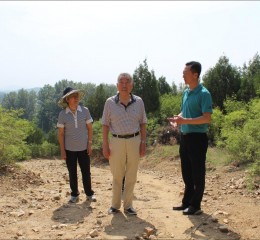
[180,83,213,134]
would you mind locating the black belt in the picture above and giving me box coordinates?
[112,131,139,139]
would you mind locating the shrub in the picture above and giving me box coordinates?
[92,120,103,154]
[208,107,224,145]
[218,99,260,164]
[146,116,161,146]
[0,107,32,166]
[159,94,181,121]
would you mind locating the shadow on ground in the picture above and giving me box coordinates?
[184,211,241,240]
[104,211,156,239]
[52,201,92,224]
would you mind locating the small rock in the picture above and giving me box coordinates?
[210,217,218,223]
[223,219,229,224]
[149,235,157,239]
[16,231,23,236]
[53,195,61,201]
[89,229,99,238]
[219,225,229,233]
[10,210,25,217]
[144,227,154,236]
[28,210,34,215]
[96,219,102,225]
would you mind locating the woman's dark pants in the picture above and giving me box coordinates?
[65,150,94,197]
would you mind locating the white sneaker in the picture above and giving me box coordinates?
[69,196,79,203]
[87,195,97,202]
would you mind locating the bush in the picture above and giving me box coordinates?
[159,94,181,121]
[92,120,103,154]
[224,97,247,113]
[218,99,260,164]
[0,107,32,166]
[146,116,161,146]
[26,125,44,145]
[46,129,59,145]
[29,142,59,158]
[246,159,260,190]
[208,107,224,145]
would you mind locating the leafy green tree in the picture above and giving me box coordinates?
[2,89,37,121]
[0,92,6,103]
[158,76,171,95]
[218,99,260,165]
[87,84,108,120]
[202,55,241,110]
[171,82,178,95]
[132,59,160,113]
[1,91,18,109]
[36,84,57,133]
[0,107,32,165]
[54,79,76,98]
[223,97,247,113]
[77,82,96,103]
[92,120,103,155]
[102,84,117,97]
[159,94,182,123]
[17,89,37,120]
[207,107,224,145]
[26,125,44,145]
[46,129,59,145]
[238,53,260,101]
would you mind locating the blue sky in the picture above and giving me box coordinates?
[0,1,260,91]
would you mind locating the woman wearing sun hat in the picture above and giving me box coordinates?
[57,87,96,203]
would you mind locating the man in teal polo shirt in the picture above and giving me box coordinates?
[168,61,213,215]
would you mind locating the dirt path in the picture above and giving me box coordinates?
[0,159,259,239]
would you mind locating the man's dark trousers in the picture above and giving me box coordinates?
[179,133,208,209]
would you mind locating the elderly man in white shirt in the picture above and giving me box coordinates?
[102,73,147,215]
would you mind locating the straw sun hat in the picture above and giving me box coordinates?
[58,87,85,108]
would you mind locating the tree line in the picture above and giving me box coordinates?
[0,54,259,182]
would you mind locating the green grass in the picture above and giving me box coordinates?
[145,144,179,162]
[206,147,232,166]
[145,145,232,167]
[139,144,180,171]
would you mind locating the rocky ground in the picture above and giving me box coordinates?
[0,157,259,240]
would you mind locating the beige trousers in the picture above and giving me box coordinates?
[109,135,140,209]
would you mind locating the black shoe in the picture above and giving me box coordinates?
[183,206,202,215]
[108,207,119,214]
[172,204,189,211]
[124,207,137,215]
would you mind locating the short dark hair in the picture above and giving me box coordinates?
[186,61,202,78]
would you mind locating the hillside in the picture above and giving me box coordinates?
[0,154,259,239]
